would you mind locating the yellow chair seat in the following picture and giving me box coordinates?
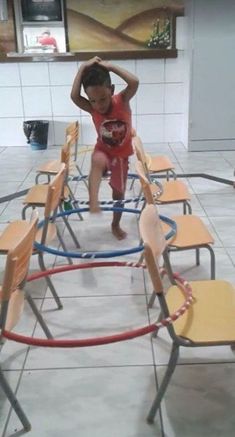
[147,154,175,173]
[37,158,77,177]
[167,280,235,343]
[23,184,49,205]
[155,180,191,203]
[37,159,61,175]
[162,215,214,248]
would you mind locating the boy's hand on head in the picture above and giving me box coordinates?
[98,60,111,71]
[84,56,102,69]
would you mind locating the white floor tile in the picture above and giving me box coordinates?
[1,142,235,436]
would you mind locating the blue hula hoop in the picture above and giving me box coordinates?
[34,207,177,259]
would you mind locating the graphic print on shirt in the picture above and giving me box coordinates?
[99,119,127,148]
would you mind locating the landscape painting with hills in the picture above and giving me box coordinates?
[67,0,184,54]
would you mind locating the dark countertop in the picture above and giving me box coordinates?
[0,49,178,63]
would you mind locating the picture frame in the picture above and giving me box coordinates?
[66,0,184,59]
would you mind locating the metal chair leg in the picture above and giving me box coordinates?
[56,228,73,265]
[129,176,136,190]
[0,366,31,431]
[147,342,179,424]
[65,183,83,221]
[196,244,215,279]
[134,186,143,209]
[186,201,192,214]
[75,164,89,189]
[60,211,81,249]
[22,204,34,220]
[35,173,50,184]
[170,169,177,181]
[148,290,157,308]
[25,292,53,339]
[207,244,216,279]
[38,253,63,309]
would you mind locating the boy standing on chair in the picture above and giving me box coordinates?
[71,57,139,240]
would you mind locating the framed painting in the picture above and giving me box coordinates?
[66,0,184,59]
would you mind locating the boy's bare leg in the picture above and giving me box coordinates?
[111,189,127,240]
[89,152,107,213]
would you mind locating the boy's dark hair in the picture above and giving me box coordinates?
[82,64,111,90]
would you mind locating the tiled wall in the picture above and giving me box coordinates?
[0,18,187,147]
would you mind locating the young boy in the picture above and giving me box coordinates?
[71,56,139,240]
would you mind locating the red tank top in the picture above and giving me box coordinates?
[91,93,133,158]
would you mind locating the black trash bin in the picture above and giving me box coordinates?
[23,120,49,150]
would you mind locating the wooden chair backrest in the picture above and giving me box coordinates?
[60,137,78,176]
[132,136,149,173]
[135,160,155,205]
[60,137,73,166]
[66,120,78,137]
[44,163,66,218]
[139,205,167,290]
[66,121,79,161]
[0,214,38,306]
[67,128,78,144]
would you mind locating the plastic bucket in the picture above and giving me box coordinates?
[23,120,49,150]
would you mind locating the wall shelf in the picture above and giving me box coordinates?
[0,48,177,62]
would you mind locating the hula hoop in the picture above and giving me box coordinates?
[2,262,193,348]
[70,179,163,206]
[34,207,177,259]
[71,173,139,182]
[70,173,163,202]
[72,196,144,206]
[76,146,94,155]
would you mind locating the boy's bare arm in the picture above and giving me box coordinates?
[99,61,139,102]
[70,56,101,113]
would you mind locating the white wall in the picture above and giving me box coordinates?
[186,0,235,151]
[0,18,186,147]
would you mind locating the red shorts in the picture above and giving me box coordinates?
[92,150,129,195]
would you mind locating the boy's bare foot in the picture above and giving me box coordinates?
[111,224,127,240]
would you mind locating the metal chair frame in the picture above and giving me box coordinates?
[22,163,78,309]
[139,204,235,424]
[135,160,215,282]
[0,214,53,432]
